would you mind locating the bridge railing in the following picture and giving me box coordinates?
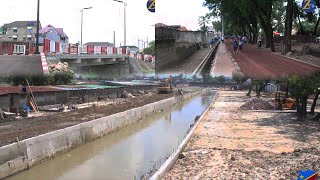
[0,39,155,61]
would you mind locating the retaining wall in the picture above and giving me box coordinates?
[155,27,210,73]
[0,85,158,111]
[0,89,206,179]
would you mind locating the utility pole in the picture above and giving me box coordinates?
[113,31,115,47]
[146,37,149,47]
[80,7,92,45]
[113,0,127,47]
[35,0,40,54]
[221,15,225,37]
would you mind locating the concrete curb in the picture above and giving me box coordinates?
[0,89,206,179]
[149,90,218,180]
[192,42,220,76]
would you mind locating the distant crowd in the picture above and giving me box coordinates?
[209,34,264,53]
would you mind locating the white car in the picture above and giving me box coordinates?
[315,36,320,42]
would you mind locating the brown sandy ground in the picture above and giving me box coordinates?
[164,90,320,180]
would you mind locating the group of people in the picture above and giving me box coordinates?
[209,35,225,48]
[232,36,246,53]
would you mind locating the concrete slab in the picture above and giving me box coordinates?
[210,43,235,78]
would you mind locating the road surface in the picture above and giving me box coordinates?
[226,43,320,79]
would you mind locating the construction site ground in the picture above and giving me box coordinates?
[0,86,202,147]
[225,42,320,79]
[159,48,212,76]
[164,90,320,179]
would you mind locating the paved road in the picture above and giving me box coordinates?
[210,43,235,78]
[226,43,320,79]
[0,55,43,77]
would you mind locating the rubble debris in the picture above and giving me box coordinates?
[50,62,74,74]
[121,91,135,98]
[239,98,274,110]
[179,153,186,159]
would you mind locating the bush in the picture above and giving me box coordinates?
[0,72,74,86]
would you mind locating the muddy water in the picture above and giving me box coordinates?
[7,90,216,180]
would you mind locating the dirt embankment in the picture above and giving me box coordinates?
[0,93,174,147]
[164,90,320,179]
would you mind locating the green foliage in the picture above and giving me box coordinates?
[0,73,74,86]
[202,73,227,84]
[198,15,210,32]
[288,73,320,99]
[143,41,155,56]
[232,71,246,83]
[288,73,320,119]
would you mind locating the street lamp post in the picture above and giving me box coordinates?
[80,7,92,45]
[113,0,127,47]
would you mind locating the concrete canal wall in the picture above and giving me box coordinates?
[150,90,218,180]
[0,89,207,179]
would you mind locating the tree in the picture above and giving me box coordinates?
[284,0,294,53]
[232,71,247,90]
[288,74,319,121]
[143,41,155,56]
[203,0,278,51]
[198,15,210,32]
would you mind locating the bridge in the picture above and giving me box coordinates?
[0,41,154,78]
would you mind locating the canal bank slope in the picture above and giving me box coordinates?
[163,90,320,179]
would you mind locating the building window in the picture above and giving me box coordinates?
[13,29,17,33]
[13,38,17,41]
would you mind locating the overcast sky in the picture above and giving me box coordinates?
[156,0,211,31]
[0,0,155,47]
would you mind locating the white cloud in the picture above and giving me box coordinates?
[0,0,155,47]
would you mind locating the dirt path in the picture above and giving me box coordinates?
[226,43,320,79]
[0,93,175,147]
[164,91,320,179]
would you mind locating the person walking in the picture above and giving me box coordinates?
[233,38,239,53]
[239,38,244,52]
[210,38,214,48]
[257,36,262,48]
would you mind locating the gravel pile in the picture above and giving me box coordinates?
[240,98,274,110]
